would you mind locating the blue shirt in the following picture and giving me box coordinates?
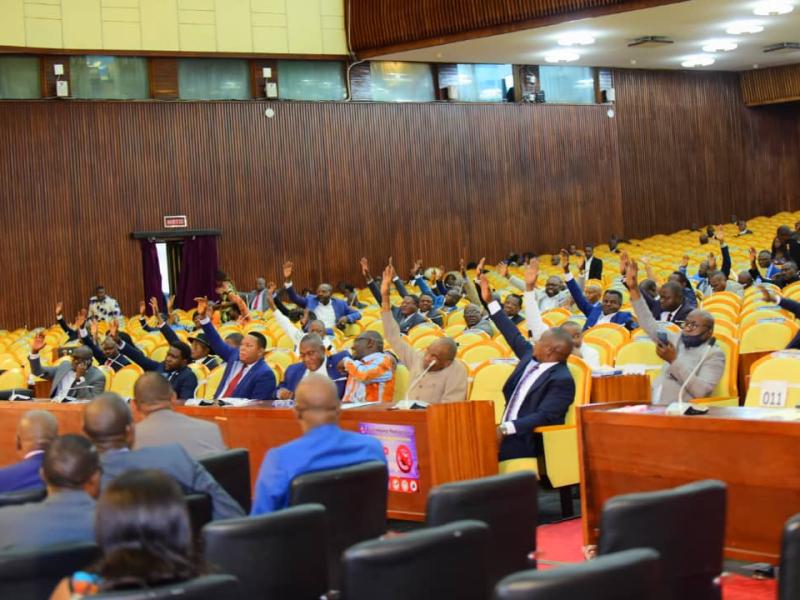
[251,424,386,515]
[0,451,44,493]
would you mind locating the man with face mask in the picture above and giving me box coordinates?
[283,261,361,332]
[276,334,350,399]
[627,261,725,404]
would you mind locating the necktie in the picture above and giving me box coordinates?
[503,362,540,422]
[221,366,245,398]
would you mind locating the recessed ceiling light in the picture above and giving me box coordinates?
[681,54,716,68]
[544,49,580,63]
[702,39,738,52]
[726,21,765,35]
[752,1,794,16]
[558,32,596,46]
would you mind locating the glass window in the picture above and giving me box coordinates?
[70,56,149,99]
[0,56,40,99]
[453,64,513,102]
[277,60,346,101]
[538,66,595,104]
[178,59,251,100]
[369,62,435,102]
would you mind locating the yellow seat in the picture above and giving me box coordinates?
[109,366,141,398]
[583,338,614,367]
[469,361,516,424]
[411,333,441,351]
[614,339,665,383]
[265,350,296,380]
[710,333,738,397]
[454,332,491,350]
[745,351,800,408]
[444,323,466,338]
[738,309,794,330]
[542,308,571,327]
[98,366,113,391]
[364,320,384,336]
[459,341,508,364]
[445,310,465,327]
[712,319,737,339]
[203,364,227,400]
[0,368,26,390]
[149,345,169,362]
[407,324,441,343]
[740,320,799,353]
[583,323,631,352]
[272,334,295,350]
[392,364,410,401]
[705,305,740,324]
[0,354,22,370]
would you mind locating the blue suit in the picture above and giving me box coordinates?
[80,331,131,372]
[200,320,276,400]
[566,277,635,331]
[0,452,44,493]
[0,490,95,552]
[779,297,800,349]
[251,424,386,515]
[118,341,197,400]
[277,351,350,398]
[285,285,361,325]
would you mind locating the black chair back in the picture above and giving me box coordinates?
[203,504,328,599]
[290,460,387,589]
[780,512,800,600]
[198,449,251,513]
[185,494,212,543]
[92,574,240,599]
[598,480,726,600]
[343,520,490,600]
[493,548,663,600]
[0,541,100,600]
[427,471,538,582]
[0,486,46,507]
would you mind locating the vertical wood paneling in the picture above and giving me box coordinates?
[149,58,178,99]
[740,64,800,106]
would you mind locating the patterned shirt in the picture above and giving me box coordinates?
[341,352,395,403]
[87,296,121,322]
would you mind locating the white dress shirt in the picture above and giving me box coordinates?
[502,360,557,433]
[314,302,336,330]
[577,344,602,369]
[272,310,335,353]
[302,362,330,380]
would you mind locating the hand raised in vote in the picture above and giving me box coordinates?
[194,296,208,316]
[74,310,87,330]
[380,265,394,300]
[680,255,689,268]
[109,319,120,341]
[167,295,175,312]
[149,297,160,317]
[560,249,570,273]
[55,301,63,317]
[360,257,370,278]
[31,332,46,354]
[524,257,539,291]
[624,260,639,292]
[475,256,486,275]
[478,274,493,304]
[282,261,293,281]
[760,286,777,304]
[619,251,629,275]
[90,320,98,339]
[496,261,509,279]
[707,253,717,270]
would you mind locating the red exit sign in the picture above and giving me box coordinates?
[164,215,188,228]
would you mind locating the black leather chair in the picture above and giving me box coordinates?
[0,486,46,507]
[92,574,240,599]
[343,520,490,600]
[0,541,100,600]
[290,460,387,589]
[598,480,726,600]
[185,494,212,543]
[198,448,251,513]
[202,504,328,599]
[493,548,663,600]
[427,471,538,583]
[780,512,800,600]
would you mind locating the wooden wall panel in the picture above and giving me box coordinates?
[149,58,178,99]
[740,64,800,106]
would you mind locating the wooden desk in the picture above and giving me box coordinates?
[738,351,771,405]
[589,374,651,404]
[578,402,800,563]
[0,400,497,521]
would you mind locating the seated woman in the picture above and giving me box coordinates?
[50,469,206,598]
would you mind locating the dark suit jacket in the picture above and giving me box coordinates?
[489,306,576,461]
[80,332,131,371]
[118,341,197,400]
[566,278,635,330]
[0,452,44,493]
[587,257,603,280]
[641,293,693,326]
[780,297,800,349]
[29,356,105,400]
[0,490,95,552]
[367,280,428,333]
[277,351,350,398]
[423,308,445,327]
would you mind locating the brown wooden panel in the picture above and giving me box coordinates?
[40,55,70,98]
[741,64,800,107]
[348,62,372,100]
[149,58,178,99]
[250,59,278,100]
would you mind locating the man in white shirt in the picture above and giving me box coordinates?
[560,321,602,368]
[247,278,269,311]
[87,285,121,322]
[265,282,336,352]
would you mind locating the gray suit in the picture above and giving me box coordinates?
[134,409,226,459]
[631,296,726,404]
[29,355,105,400]
[100,445,244,520]
[0,489,95,551]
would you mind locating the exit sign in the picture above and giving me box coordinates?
[164,215,188,228]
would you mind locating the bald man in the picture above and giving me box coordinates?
[132,372,226,458]
[0,410,58,492]
[251,374,386,515]
[379,266,468,403]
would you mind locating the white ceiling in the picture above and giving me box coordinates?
[375,0,800,71]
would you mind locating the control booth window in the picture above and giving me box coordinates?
[70,56,149,99]
[538,66,596,104]
[277,60,347,101]
[369,62,435,102]
[453,64,513,102]
[0,56,41,99]
[178,59,251,100]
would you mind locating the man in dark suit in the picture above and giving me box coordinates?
[0,410,57,493]
[562,252,635,331]
[419,294,445,327]
[83,393,244,520]
[762,287,800,350]
[283,262,361,332]
[196,297,276,401]
[479,276,576,461]
[640,281,693,326]
[276,334,349,399]
[584,245,603,280]
[0,434,100,551]
[29,333,105,402]
[366,263,429,333]
[247,277,269,312]
[774,225,800,266]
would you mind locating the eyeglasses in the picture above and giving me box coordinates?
[681,320,707,331]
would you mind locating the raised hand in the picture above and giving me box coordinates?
[90,320,98,339]
[437,265,445,280]
[620,251,629,276]
[411,259,423,277]
[194,296,208,316]
[109,319,120,341]
[74,310,87,330]
[560,249,570,273]
[300,309,309,328]
[708,253,717,270]
[139,301,146,316]
[680,255,689,268]
[760,286,777,303]
[749,247,757,264]
[282,261,294,281]
[478,274,493,304]
[267,281,277,296]
[459,256,466,276]
[476,257,486,275]
[624,259,639,290]
[380,265,394,301]
[360,257,370,278]
[31,332,46,354]
[167,295,175,312]
[55,301,63,317]
[496,261,509,279]
[640,256,650,266]
[149,297,159,317]
[524,257,539,291]
[716,227,725,244]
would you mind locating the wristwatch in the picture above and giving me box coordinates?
[499,422,513,436]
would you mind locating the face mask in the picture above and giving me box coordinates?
[681,333,707,348]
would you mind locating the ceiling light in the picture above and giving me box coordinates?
[681,55,716,68]
[544,49,580,63]
[702,40,738,52]
[726,21,764,34]
[558,32,595,46]
[752,1,794,16]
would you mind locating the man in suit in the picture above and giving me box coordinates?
[283,261,361,332]
[247,277,269,312]
[251,374,386,515]
[196,297,276,401]
[29,333,105,402]
[502,293,525,325]
[562,253,635,331]
[761,287,800,350]
[640,281,694,326]
[367,275,428,334]
[774,225,800,266]
[0,434,100,551]
[0,410,57,492]
[584,245,603,280]
[83,393,244,520]
[479,275,576,461]
[133,372,226,458]
[418,294,445,327]
[276,334,350,399]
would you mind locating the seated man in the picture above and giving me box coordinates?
[132,372,226,459]
[365,265,428,334]
[708,270,744,298]
[87,285,121,322]
[283,261,361,332]
[29,333,105,402]
[418,294,444,327]
[509,272,571,312]
[196,297,276,401]
[340,331,395,403]
[463,303,495,336]
[479,275,575,461]
[379,266,467,403]
[562,253,635,330]
[266,282,336,352]
[584,245,603,280]
[276,334,350,399]
[247,277,269,311]
[81,330,131,372]
[737,271,755,290]
[503,293,525,325]
[640,280,693,325]
[761,287,800,349]
[560,321,601,369]
[251,374,386,515]
[0,434,100,552]
[109,321,197,401]
[626,261,725,404]
[187,332,220,371]
[0,410,57,492]
[736,219,753,236]
[83,393,244,520]
[440,289,463,314]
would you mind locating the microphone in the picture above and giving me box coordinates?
[394,359,436,409]
[666,337,716,415]
[59,383,101,403]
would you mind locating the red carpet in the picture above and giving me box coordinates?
[536,519,777,599]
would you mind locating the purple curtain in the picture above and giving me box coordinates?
[175,236,219,310]
[140,239,165,315]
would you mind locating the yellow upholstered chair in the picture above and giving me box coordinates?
[614,339,664,383]
[583,323,631,352]
[0,368,26,390]
[542,308,571,327]
[445,310,465,327]
[149,345,168,362]
[459,341,508,364]
[444,323,466,338]
[454,331,491,351]
[364,320,384,336]
[705,305,740,325]
[738,310,794,330]
[740,320,799,354]
[583,338,614,367]
[408,324,442,343]
[712,319,737,340]
[203,364,227,400]
[745,351,800,408]
[710,333,738,398]
[411,333,440,351]
[265,350,296,379]
[0,354,21,371]
[272,334,295,350]
[469,360,515,424]
[393,364,410,401]
[109,366,142,398]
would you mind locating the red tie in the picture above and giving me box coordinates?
[221,366,246,398]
